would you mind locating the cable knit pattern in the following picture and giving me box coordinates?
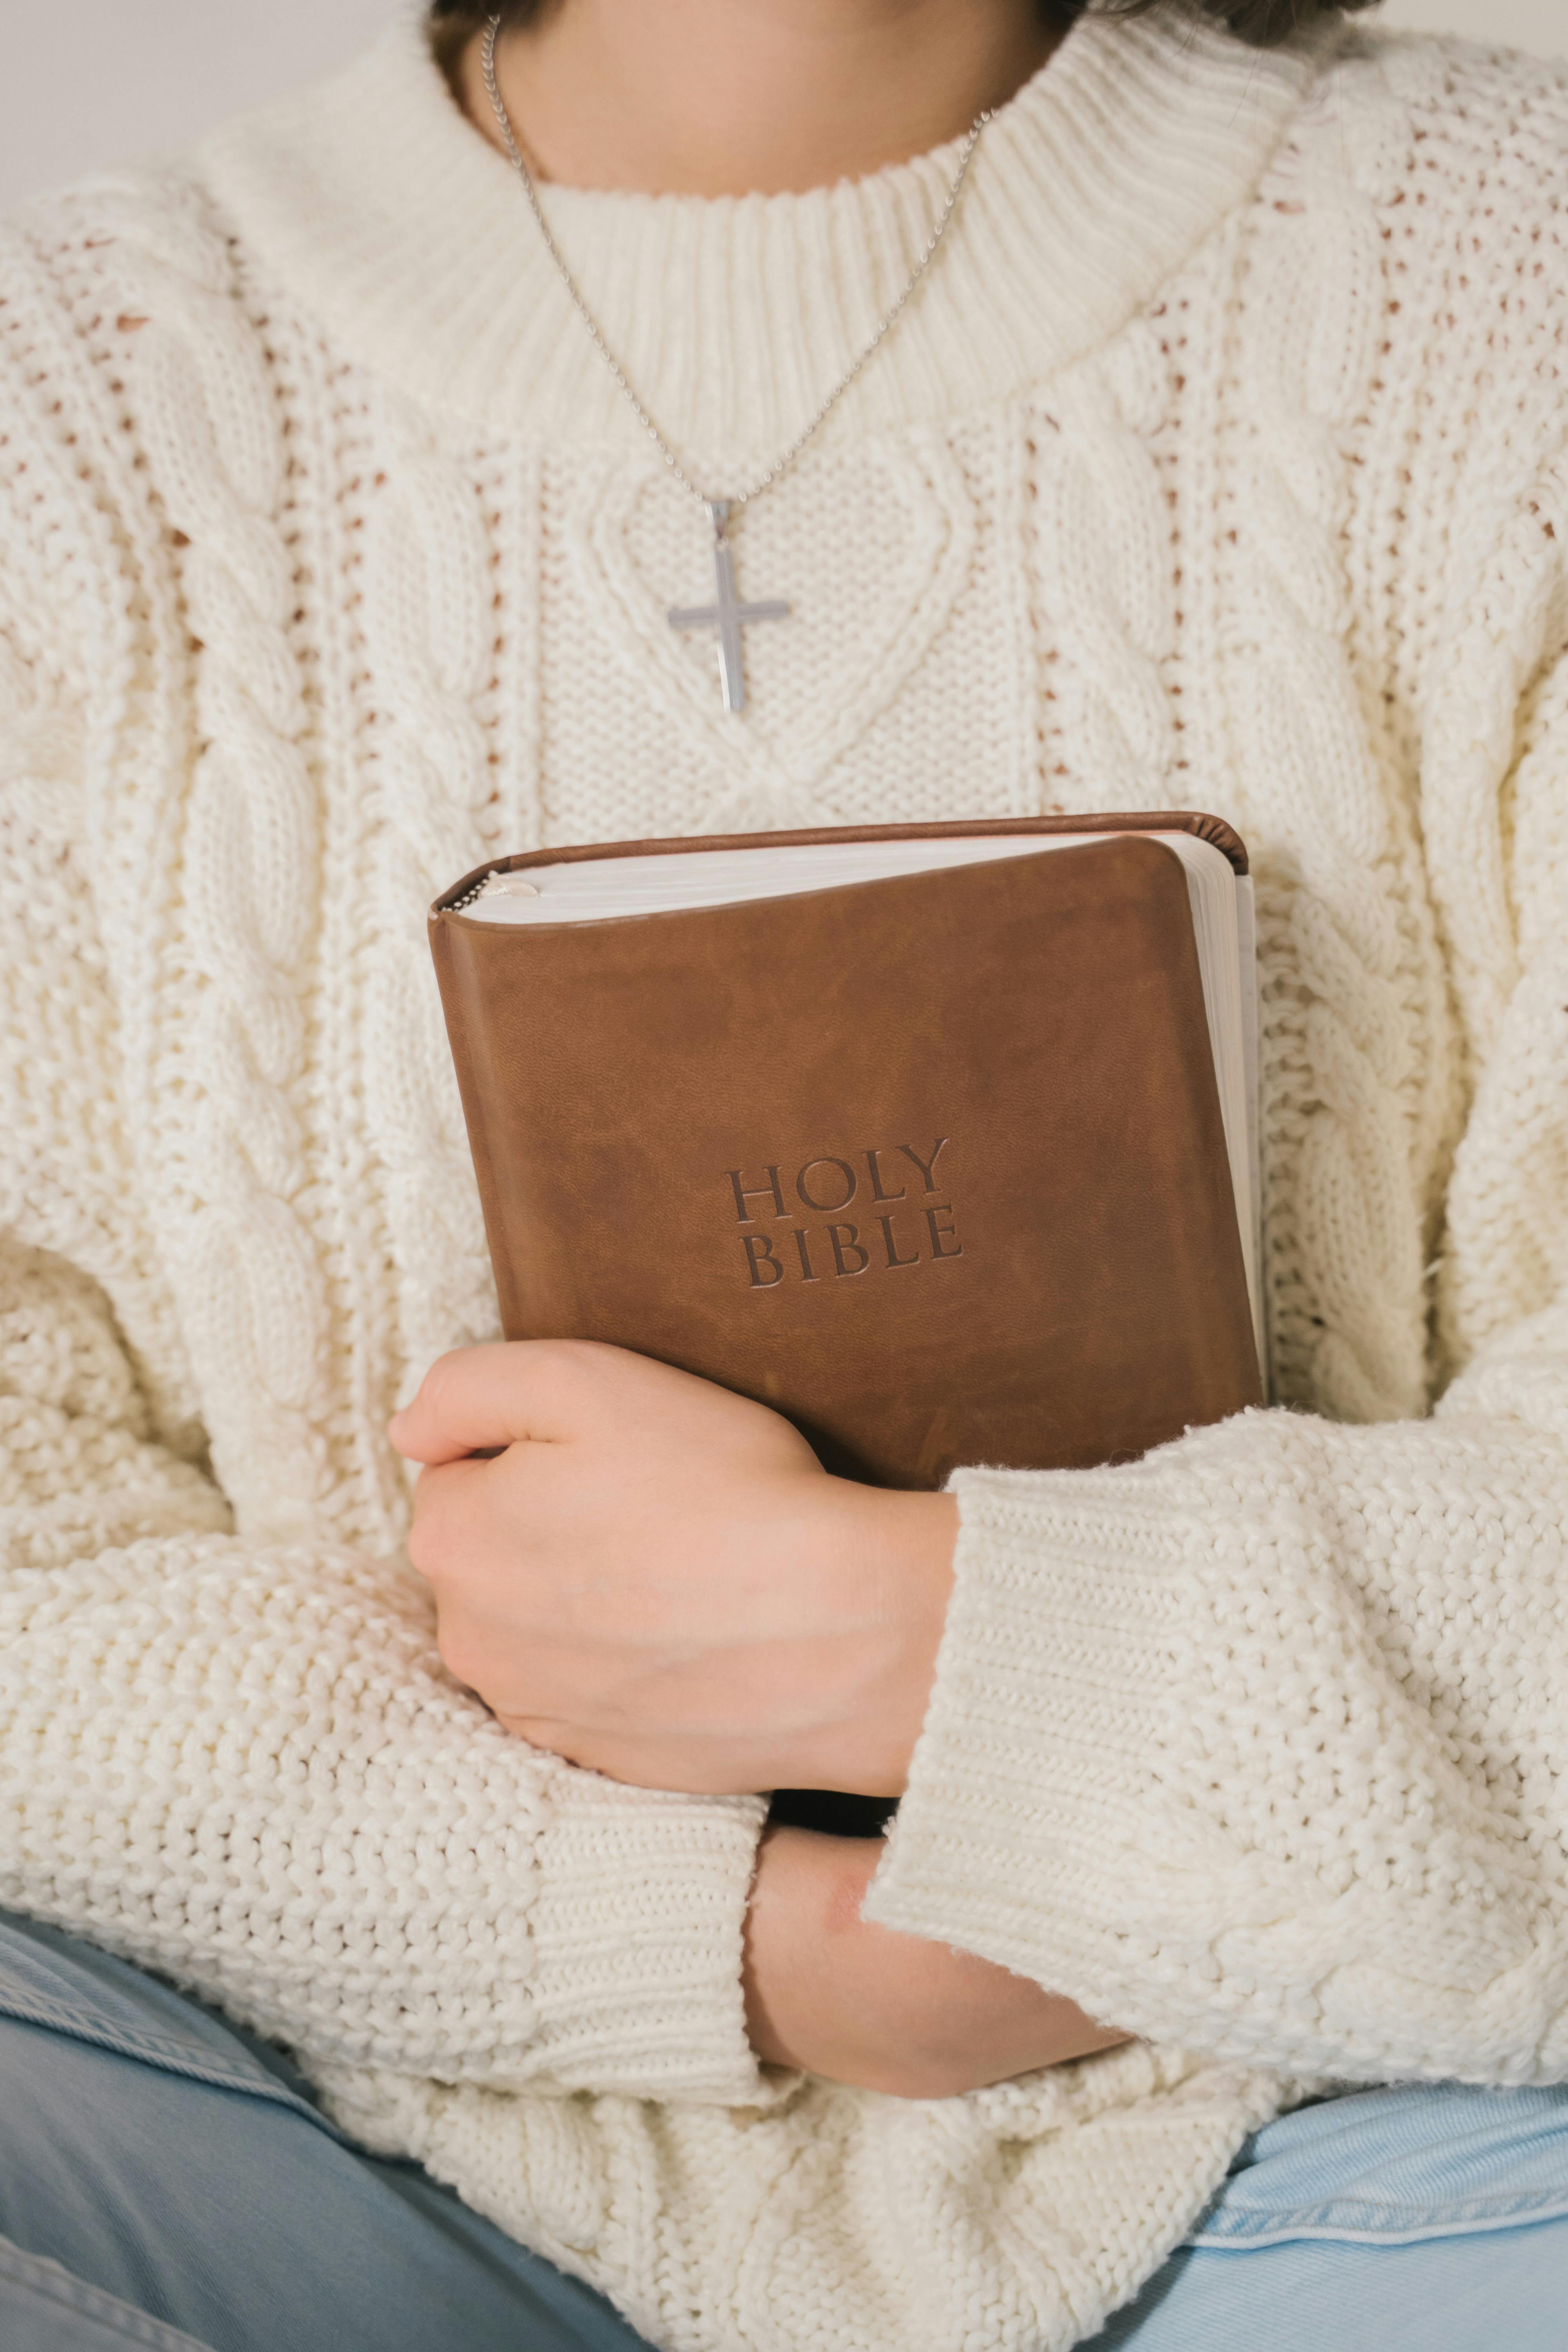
[112,182,333,1535]
[1029,336,1178,816]
[3,14,1568,2350]
[1226,69,1436,1424]
[359,390,505,1396]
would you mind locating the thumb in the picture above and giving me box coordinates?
[389,1341,579,1465]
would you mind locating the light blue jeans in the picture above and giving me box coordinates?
[4,1913,1567,2352]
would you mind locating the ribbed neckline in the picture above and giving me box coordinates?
[199,8,1330,464]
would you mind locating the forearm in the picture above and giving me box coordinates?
[866,1372,1568,2083]
[2,1521,767,2100]
[744,1824,1126,2098]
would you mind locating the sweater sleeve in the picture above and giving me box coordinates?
[0,601,769,2112]
[0,1236,769,2103]
[864,645,1568,2092]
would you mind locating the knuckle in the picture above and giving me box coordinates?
[405,1511,441,1584]
[405,1472,464,1584]
[508,1337,613,1434]
[418,1345,480,1419]
[519,1724,588,1769]
[525,1337,598,1394]
[436,1616,483,1695]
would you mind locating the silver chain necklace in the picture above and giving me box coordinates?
[481,14,989,711]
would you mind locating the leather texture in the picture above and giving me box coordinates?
[431,815,1261,1493]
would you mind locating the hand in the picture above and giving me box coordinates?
[744,1827,1129,2098]
[391,1341,958,1799]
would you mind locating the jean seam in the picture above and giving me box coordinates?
[1192,2191,1568,2250]
[0,2234,218,2350]
[0,1981,342,2139]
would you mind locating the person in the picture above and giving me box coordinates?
[2,0,1566,2344]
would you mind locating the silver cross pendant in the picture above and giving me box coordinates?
[668,500,789,714]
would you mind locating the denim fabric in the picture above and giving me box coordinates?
[0,1913,650,2352]
[1193,2079,1568,2248]
[1090,2084,1568,2350]
[2,1910,1566,2352]
[0,2234,214,2350]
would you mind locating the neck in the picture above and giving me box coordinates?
[457,0,1062,198]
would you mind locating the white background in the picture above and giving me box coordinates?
[0,0,1563,215]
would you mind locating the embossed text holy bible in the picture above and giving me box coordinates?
[430,815,1264,1492]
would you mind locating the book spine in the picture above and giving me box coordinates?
[428,915,524,1338]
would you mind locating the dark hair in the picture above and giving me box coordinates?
[430,0,1374,51]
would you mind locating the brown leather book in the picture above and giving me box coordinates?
[429,814,1264,1496]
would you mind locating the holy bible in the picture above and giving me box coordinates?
[428,813,1265,1496]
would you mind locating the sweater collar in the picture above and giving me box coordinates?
[199,8,1328,463]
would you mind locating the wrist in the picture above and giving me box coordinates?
[742,1824,880,2072]
[743,1823,1129,2096]
[826,1481,957,1798]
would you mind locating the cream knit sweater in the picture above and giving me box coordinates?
[2,8,1566,2347]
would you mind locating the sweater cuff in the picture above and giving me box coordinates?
[861,1446,1250,2040]
[525,1777,774,2104]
